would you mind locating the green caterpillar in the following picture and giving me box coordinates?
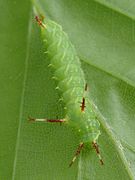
[30,15,103,166]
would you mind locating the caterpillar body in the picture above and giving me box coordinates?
[30,15,103,166]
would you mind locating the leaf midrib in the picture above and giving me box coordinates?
[95,109,133,179]
[11,10,32,180]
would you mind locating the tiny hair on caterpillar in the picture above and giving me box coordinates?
[29,15,104,167]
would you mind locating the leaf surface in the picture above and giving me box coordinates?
[0,0,135,179]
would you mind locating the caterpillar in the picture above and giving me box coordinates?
[29,15,103,166]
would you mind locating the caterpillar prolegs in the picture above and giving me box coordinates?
[29,15,103,166]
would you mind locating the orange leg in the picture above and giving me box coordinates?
[28,116,66,123]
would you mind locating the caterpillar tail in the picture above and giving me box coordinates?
[69,142,84,167]
[92,141,104,165]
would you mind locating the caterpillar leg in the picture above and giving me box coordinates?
[28,116,66,123]
[69,142,84,167]
[92,141,104,165]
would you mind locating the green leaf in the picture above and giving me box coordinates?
[0,0,135,179]
[0,0,30,179]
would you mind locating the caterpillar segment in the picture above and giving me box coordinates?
[33,15,104,166]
